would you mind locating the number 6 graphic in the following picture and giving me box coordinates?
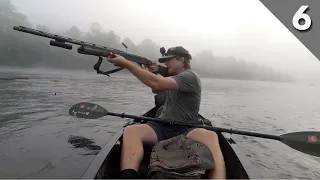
[292,5,312,31]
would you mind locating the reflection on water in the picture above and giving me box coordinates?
[0,77,30,80]
[68,135,101,155]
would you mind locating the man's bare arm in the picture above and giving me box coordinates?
[126,62,177,93]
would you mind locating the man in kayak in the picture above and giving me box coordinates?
[107,46,226,179]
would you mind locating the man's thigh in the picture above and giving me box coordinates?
[144,122,168,142]
[186,128,226,179]
[186,128,220,146]
[124,124,159,145]
[186,128,222,164]
[147,123,198,141]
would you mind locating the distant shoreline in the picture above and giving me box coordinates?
[0,65,298,83]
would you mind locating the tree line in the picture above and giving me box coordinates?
[0,0,295,82]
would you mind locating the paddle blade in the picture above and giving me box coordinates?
[69,102,107,119]
[280,131,320,157]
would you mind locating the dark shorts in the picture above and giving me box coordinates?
[146,121,196,142]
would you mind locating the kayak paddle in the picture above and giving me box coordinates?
[69,102,320,158]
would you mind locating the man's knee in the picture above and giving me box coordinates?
[123,125,140,136]
[187,130,226,179]
[123,124,158,144]
[123,124,150,138]
[187,128,219,145]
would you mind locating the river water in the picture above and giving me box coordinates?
[0,67,320,179]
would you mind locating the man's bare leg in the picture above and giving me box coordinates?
[120,124,158,177]
[187,128,226,179]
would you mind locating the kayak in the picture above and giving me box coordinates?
[79,106,251,179]
[70,100,319,179]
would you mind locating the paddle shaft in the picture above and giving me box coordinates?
[106,112,281,141]
[69,102,320,158]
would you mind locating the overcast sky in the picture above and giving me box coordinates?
[11,0,320,81]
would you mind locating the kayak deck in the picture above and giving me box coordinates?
[97,132,250,179]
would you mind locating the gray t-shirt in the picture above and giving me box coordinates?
[158,70,201,124]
